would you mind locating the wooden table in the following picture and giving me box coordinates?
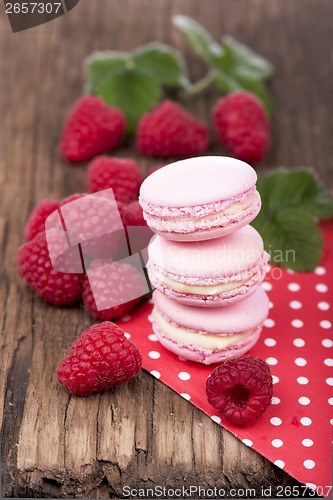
[0,0,331,497]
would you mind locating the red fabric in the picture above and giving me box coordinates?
[116,222,333,493]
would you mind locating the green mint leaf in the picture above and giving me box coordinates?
[215,69,273,115]
[252,208,323,271]
[97,66,162,134]
[133,42,188,87]
[85,52,129,93]
[260,168,333,219]
[173,15,222,64]
[221,36,273,81]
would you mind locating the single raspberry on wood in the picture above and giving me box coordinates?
[82,260,145,320]
[213,91,271,163]
[23,199,60,241]
[60,95,125,163]
[206,355,273,425]
[17,231,83,306]
[86,156,141,204]
[137,100,209,158]
[56,321,142,396]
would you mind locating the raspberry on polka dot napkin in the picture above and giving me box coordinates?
[116,222,333,493]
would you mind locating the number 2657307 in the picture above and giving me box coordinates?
[5,3,62,14]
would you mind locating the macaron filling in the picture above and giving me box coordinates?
[148,251,269,300]
[141,190,261,235]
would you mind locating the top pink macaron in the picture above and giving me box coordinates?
[139,156,261,241]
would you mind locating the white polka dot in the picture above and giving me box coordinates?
[297,376,309,385]
[290,300,302,309]
[315,266,326,275]
[262,281,272,291]
[211,415,221,424]
[274,460,285,469]
[286,268,295,274]
[324,358,333,366]
[148,351,161,359]
[288,283,300,292]
[148,333,158,341]
[120,315,131,322]
[150,370,160,379]
[264,338,277,347]
[180,393,191,400]
[300,417,312,426]
[295,357,307,366]
[320,320,332,329]
[271,397,280,405]
[148,314,154,322]
[124,332,131,339]
[264,318,275,328]
[298,396,310,405]
[303,459,315,469]
[326,377,333,386]
[271,439,283,448]
[266,264,272,272]
[330,418,333,425]
[242,438,253,447]
[270,417,282,426]
[272,375,279,384]
[316,283,328,293]
[318,301,330,311]
[302,439,314,447]
[328,398,333,406]
[291,319,304,328]
[266,357,278,365]
[178,371,191,381]
[269,301,274,309]
[322,339,333,347]
[306,483,317,491]
[293,338,305,347]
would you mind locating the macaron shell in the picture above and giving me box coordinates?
[140,156,257,207]
[153,287,269,335]
[148,226,265,279]
[152,322,262,365]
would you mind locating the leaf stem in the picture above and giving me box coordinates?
[181,69,216,98]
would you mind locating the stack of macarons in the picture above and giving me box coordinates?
[139,156,270,365]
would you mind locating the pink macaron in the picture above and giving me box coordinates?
[151,287,269,365]
[139,156,261,241]
[147,225,269,307]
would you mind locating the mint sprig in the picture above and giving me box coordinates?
[86,43,187,133]
[173,16,273,114]
[252,169,333,271]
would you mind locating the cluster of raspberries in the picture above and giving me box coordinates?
[61,92,270,164]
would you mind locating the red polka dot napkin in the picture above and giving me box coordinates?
[116,222,333,494]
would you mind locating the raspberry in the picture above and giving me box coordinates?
[60,193,87,206]
[17,231,83,306]
[121,201,146,227]
[137,100,209,158]
[213,91,271,163]
[60,96,125,163]
[82,260,145,320]
[23,199,60,241]
[206,355,273,425]
[56,321,142,395]
[60,192,124,261]
[86,156,141,204]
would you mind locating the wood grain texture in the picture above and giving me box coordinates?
[0,0,331,497]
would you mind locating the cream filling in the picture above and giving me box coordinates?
[151,191,258,222]
[153,310,249,350]
[152,269,252,295]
